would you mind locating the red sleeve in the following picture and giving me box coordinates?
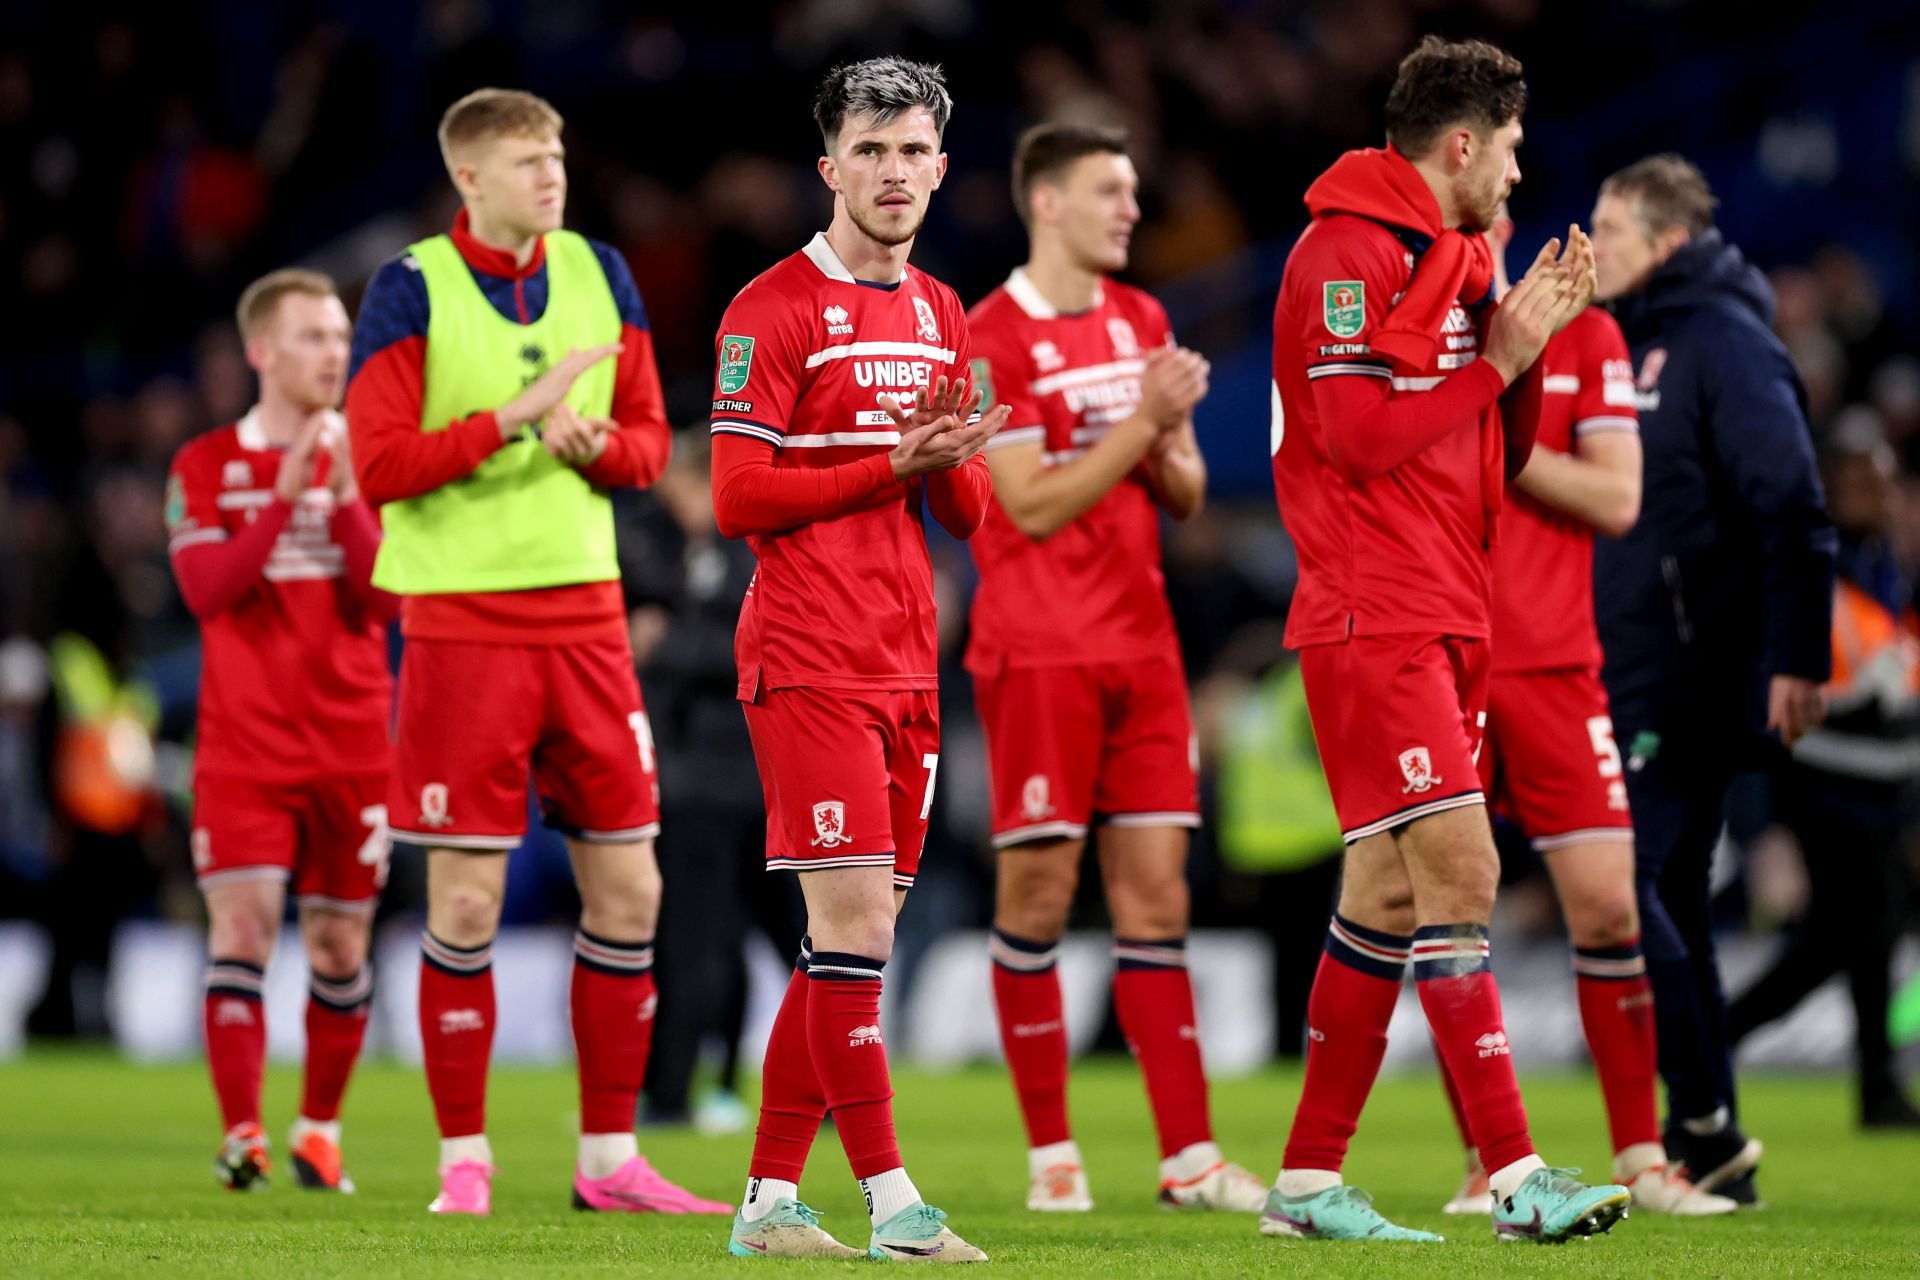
[332,499,400,624]
[708,284,805,447]
[710,434,898,539]
[1573,310,1639,439]
[1311,359,1508,484]
[925,453,992,539]
[971,307,1045,455]
[171,500,294,618]
[576,323,672,490]
[344,335,509,508]
[1500,355,1545,479]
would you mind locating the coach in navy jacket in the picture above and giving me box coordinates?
[1589,155,1834,1203]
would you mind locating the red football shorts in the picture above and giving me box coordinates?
[742,686,939,891]
[192,770,389,910]
[389,637,660,850]
[1483,666,1634,849]
[974,657,1200,849]
[1299,633,1490,844]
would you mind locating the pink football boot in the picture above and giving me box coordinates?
[571,1156,732,1214]
[428,1159,494,1215]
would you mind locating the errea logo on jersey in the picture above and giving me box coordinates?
[222,460,253,489]
[1032,340,1065,373]
[823,305,853,336]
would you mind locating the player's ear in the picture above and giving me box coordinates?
[931,151,947,190]
[817,153,840,194]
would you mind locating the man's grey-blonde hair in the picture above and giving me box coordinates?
[811,57,952,149]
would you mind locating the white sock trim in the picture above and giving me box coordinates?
[578,1132,638,1179]
[861,1167,921,1226]
[1613,1141,1667,1182]
[742,1176,799,1222]
[1161,1140,1224,1185]
[1028,1139,1083,1179]
[1488,1154,1546,1202]
[1276,1169,1342,1197]
[290,1116,341,1148]
[439,1134,492,1169]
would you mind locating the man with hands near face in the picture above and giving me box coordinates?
[345,87,723,1219]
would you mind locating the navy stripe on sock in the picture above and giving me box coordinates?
[309,966,374,1012]
[421,931,493,977]
[205,957,266,1000]
[1325,914,1412,981]
[1572,941,1646,981]
[990,928,1059,973]
[1112,936,1186,971]
[1411,924,1491,981]
[806,950,884,982]
[573,928,655,976]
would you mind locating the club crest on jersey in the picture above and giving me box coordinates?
[1324,281,1365,338]
[912,296,941,344]
[969,357,996,410]
[823,305,853,336]
[1398,747,1441,794]
[1031,340,1065,373]
[1021,774,1055,822]
[810,800,850,848]
[1107,317,1141,358]
[222,459,253,489]
[718,334,755,394]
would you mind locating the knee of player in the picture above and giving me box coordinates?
[1109,880,1190,938]
[437,883,504,944]
[305,914,371,978]
[1569,897,1641,949]
[830,909,896,964]
[208,907,278,966]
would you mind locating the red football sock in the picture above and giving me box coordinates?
[570,929,657,1135]
[1573,941,1661,1155]
[805,950,900,1180]
[418,932,495,1139]
[1414,924,1535,1175]
[1282,916,1410,1171]
[1434,1036,1476,1155]
[1112,937,1212,1158]
[990,929,1071,1148]
[749,948,825,1184]
[204,958,267,1132]
[301,966,373,1123]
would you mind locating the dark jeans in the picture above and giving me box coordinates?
[1729,766,1913,1107]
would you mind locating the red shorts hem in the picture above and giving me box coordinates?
[1339,789,1486,845]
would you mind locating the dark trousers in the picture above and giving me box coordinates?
[1618,718,1741,1125]
[646,803,805,1118]
[1729,766,1912,1107]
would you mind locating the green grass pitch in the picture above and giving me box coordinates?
[3,1049,1916,1276]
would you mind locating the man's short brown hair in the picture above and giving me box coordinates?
[437,87,564,172]
[1383,36,1527,158]
[1011,122,1130,226]
[1601,153,1719,239]
[235,268,338,342]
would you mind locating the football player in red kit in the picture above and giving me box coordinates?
[166,269,396,1194]
[709,58,1007,1262]
[1433,213,1734,1218]
[964,123,1264,1214]
[1261,38,1634,1244]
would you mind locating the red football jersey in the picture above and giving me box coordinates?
[1491,307,1639,673]
[166,412,393,781]
[1270,214,1502,646]
[709,233,976,692]
[963,271,1181,672]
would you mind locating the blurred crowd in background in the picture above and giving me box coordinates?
[2,0,1918,1064]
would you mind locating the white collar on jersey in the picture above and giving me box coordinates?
[802,231,912,287]
[1004,266,1102,320]
[235,405,345,452]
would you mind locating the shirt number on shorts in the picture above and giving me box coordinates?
[628,711,657,774]
[1586,716,1623,779]
[358,804,390,888]
[918,753,940,821]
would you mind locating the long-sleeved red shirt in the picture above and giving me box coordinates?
[345,210,670,644]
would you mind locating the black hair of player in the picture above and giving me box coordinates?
[1011,122,1130,226]
[1383,36,1527,159]
[812,56,953,150]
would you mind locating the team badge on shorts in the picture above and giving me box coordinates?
[810,800,850,848]
[1021,774,1055,822]
[1323,281,1365,338]
[718,335,755,394]
[1398,746,1441,794]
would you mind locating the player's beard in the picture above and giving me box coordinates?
[849,199,926,248]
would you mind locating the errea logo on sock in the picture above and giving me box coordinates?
[213,999,256,1027]
[1475,1031,1510,1058]
[439,1008,485,1034]
[848,1023,883,1047]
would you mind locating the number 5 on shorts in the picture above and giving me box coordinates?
[1586,716,1623,779]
